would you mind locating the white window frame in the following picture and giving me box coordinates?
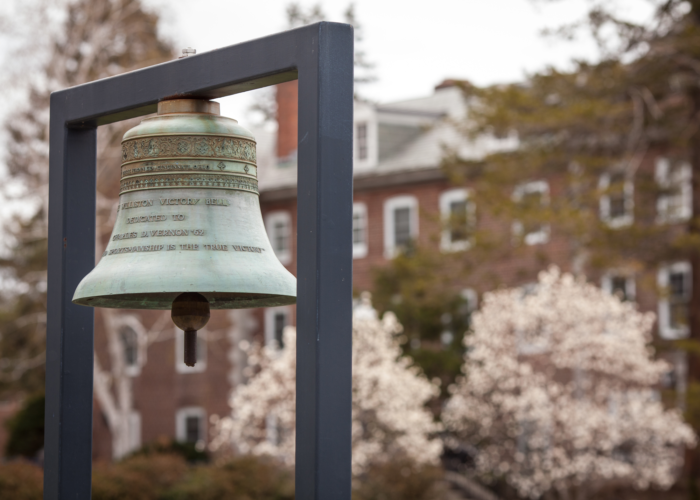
[383,195,418,259]
[352,202,368,259]
[601,272,636,302]
[264,305,292,350]
[512,180,550,245]
[658,262,692,340]
[656,157,691,223]
[599,171,634,228]
[175,328,207,373]
[265,211,292,265]
[440,188,475,252]
[176,406,207,446]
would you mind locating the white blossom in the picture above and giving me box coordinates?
[443,267,696,499]
[211,297,442,474]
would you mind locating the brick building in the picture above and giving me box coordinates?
[90,79,691,460]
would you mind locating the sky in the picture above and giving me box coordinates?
[145,0,655,122]
[0,0,656,221]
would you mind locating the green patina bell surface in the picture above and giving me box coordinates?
[72,98,297,311]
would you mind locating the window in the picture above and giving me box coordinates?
[440,189,475,252]
[265,211,292,265]
[658,262,691,339]
[440,288,478,347]
[383,196,418,258]
[120,326,140,376]
[353,103,377,170]
[356,122,368,160]
[656,157,691,223]
[176,407,206,448]
[175,328,207,373]
[600,171,633,227]
[512,181,549,245]
[602,273,636,302]
[461,288,478,317]
[516,283,551,354]
[352,203,368,259]
[662,351,688,408]
[266,414,280,446]
[265,306,292,349]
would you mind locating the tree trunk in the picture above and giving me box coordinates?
[94,308,135,460]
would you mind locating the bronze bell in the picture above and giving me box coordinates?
[73,99,296,366]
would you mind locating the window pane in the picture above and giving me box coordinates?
[273,220,289,253]
[610,276,628,301]
[394,207,411,246]
[517,189,545,237]
[668,270,690,330]
[357,123,368,160]
[670,272,687,299]
[274,312,286,348]
[607,173,628,219]
[609,194,627,219]
[353,211,365,245]
[120,327,138,367]
[185,415,200,443]
[670,303,689,330]
[449,200,469,242]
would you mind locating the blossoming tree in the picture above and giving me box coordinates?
[211,294,442,473]
[443,267,696,499]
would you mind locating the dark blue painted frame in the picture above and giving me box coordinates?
[45,22,353,499]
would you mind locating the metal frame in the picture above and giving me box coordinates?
[45,22,353,499]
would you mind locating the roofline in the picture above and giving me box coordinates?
[259,167,447,203]
[375,107,446,118]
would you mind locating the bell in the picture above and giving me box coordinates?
[73,99,296,365]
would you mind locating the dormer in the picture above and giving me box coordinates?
[353,100,378,171]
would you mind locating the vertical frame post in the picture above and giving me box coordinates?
[296,23,354,499]
[45,103,97,500]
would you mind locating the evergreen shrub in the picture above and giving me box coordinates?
[352,459,447,500]
[5,394,44,458]
[163,455,294,500]
[91,453,187,500]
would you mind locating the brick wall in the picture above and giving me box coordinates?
[276,81,298,160]
[92,309,233,461]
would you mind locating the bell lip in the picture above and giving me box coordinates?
[72,291,296,310]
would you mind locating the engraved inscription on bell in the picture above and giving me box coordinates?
[119,200,154,210]
[161,198,201,205]
[205,198,230,206]
[113,232,138,241]
[127,215,167,223]
[121,136,257,164]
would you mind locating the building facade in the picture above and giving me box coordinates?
[90,79,691,461]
